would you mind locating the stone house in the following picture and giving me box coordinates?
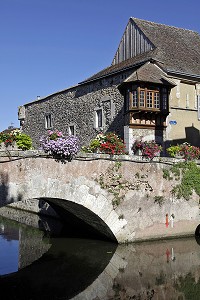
[18,17,200,153]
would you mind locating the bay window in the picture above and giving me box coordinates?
[126,85,168,112]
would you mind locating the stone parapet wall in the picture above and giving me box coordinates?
[0,149,186,163]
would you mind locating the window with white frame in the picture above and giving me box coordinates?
[45,114,52,129]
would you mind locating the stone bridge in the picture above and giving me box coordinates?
[0,150,200,243]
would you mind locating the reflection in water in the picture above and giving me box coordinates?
[0,215,116,300]
[0,223,19,275]
[0,212,200,299]
[102,238,200,300]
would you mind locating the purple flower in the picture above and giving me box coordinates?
[40,133,80,160]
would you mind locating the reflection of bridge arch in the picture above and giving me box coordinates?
[0,223,117,300]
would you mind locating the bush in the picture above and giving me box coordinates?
[15,133,32,150]
[166,145,181,157]
[40,130,80,160]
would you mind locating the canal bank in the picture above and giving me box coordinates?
[0,150,200,243]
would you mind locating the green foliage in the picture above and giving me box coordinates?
[175,273,200,300]
[97,161,127,208]
[162,169,172,180]
[114,161,122,170]
[165,161,200,200]
[88,139,101,152]
[166,145,181,157]
[155,270,166,285]
[0,133,11,143]
[170,163,181,179]
[15,133,32,150]
[112,197,121,207]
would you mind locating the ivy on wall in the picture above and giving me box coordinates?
[96,161,153,208]
[163,161,200,200]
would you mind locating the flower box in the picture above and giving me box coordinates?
[132,140,162,160]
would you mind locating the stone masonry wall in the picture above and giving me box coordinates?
[21,70,133,148]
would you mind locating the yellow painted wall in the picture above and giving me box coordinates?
[167,80,200,145]
[170,81,197,109]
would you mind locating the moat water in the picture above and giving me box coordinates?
[1,211,200,300]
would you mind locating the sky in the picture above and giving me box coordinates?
[0,0,200,131]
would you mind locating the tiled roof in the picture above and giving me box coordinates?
[122,62,176,86]
[81,50,156,83]
[132,18,200,76]
[81,18,200,83]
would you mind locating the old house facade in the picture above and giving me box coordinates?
[18,17,200,153]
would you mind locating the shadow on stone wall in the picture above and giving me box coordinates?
[0,172,22,207]
[107,106,125,139]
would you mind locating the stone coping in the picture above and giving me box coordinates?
[0,149,199,165]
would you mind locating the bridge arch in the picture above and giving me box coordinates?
[1,159,128,243]
[38,197,117,241]
[27,175,128,243]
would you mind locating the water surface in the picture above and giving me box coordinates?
[0,213,200,300]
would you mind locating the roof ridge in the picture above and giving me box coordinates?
[131,17,198,34]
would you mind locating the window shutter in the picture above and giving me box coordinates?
[198,95,200,120]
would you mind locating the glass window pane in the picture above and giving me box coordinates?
[45,114,52,129]
[139,90,145,107]
[69,125,75,135]
[96,109,102,128]
[147,91,153,108]
[154,92,160,108]
[132,90,138,107]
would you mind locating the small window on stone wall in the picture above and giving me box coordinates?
[45,114,52,129]
[96,109,103,128]
[68,124,75,136]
